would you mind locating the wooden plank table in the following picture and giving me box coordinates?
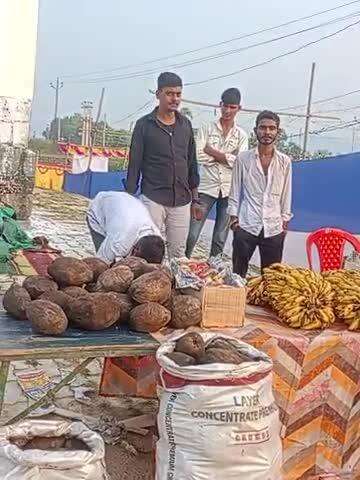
[0,312,159,425]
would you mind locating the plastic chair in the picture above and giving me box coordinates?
[306,228,360,272]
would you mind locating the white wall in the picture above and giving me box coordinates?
[0,0,39,145]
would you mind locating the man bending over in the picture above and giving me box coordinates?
[86,191,165,265]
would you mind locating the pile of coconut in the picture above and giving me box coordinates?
[2,256,201,335]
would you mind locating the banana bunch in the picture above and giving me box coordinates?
[247,276,269,307]
[322,270,360,331]
[263,264,335,330]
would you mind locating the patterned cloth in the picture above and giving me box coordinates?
[11,249,60,276]
[153,306,360,480]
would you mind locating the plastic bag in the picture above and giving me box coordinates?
[156,332,282,480]
[0,420,108,479]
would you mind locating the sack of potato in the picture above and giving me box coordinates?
[156,331,282,480]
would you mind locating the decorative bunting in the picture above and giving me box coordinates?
[57,142,127,159]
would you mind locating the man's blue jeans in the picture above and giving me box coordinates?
[186,192,230,258]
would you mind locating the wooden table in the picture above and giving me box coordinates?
[0,312,159,425]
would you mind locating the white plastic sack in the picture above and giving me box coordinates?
[156,332,282,480]
[0,420,108,480]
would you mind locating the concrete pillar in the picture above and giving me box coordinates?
[0,0,39,219]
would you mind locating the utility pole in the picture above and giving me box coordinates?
[352,116,357,152]
[298,128,303,149]
[302,62,316,158]
[81,101,93,147]
[102,114,107,147]
[91,88,105,148]
[50,77,63,142]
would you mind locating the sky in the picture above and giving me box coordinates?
[31,0,360,154]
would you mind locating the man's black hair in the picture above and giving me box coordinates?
[256,110,280,128]
[134,235,165,264]
[221,88,241,105]
[157,72,183,90]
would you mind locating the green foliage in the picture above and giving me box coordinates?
[45,113,82,143]
[28,138,58,154]
[108,158,128,171]
[43,113,131,148]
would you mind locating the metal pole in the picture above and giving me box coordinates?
[102,114,107,147]
[352,116,357,152]
[303,62,316,157]
[50,77,63,141]
[148,89,339,121]
[91,88,105,148]
[298,128,303,149]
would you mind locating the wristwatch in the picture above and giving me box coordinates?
[191,199,201,205]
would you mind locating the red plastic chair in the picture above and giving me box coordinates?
[306,228,360,272]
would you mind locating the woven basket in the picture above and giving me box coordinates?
[201,285,246,328]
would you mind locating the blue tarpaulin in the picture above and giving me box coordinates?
[291,152,360,233]
[63,152,360,233]
[63,171,127,198]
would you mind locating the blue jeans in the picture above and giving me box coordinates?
[186,192,229,258]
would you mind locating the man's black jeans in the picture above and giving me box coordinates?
[232,227,285,278]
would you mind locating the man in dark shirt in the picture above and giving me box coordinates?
[126,72,200,258]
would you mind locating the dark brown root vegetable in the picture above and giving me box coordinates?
[22,436,66,450]
[129,271,171,304]
[82,257,109,280]
[39,290,71,310]
[26,300,68,335]
[142,264,173,282]
[95,266,134,293]
[175,332,205,360]
[166,352,196,366]
[22,275,58,300]
[140,263,160,275]
[62,286,90,298]
[48,257,93,287]
[112,256,148,278]
[66,293,121,330]
[200,347,244,365]
[170,295,202,329]
[129,303,171,333]
[3,284,31,320]
[85,283,97,293]
[179,287,203,301]
[106,292,133,322]
[207,338,240,354]
[163,289,180,311]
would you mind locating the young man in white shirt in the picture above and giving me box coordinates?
[228,110,293,277]
[185,88,248,258]
[86,191,165,265]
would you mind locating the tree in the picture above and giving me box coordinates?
[29,138,58,154]
[44,113,83,143]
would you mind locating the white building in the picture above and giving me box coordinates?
[0,0,39,146]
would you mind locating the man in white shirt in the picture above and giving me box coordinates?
[228,110,293,277]
[86,191,165,265]
[185,88,248,258]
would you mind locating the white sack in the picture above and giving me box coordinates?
[0,420,108,480]
[156,332,282,480]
